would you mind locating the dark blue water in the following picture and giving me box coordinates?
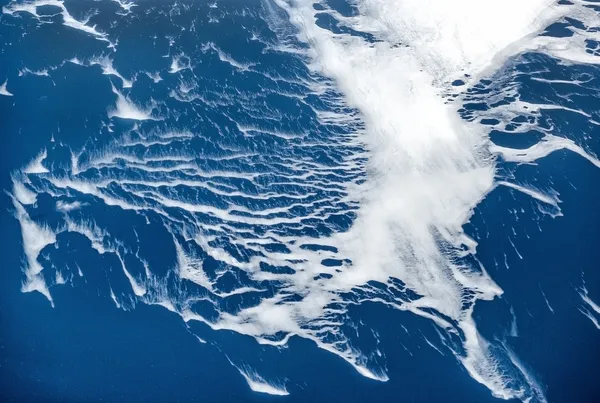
[1,1,599,402]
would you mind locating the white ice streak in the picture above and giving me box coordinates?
[496,181,560,207]
[116,251,147,297]
[234,365,289,396]
[540,287,555,314]
[579,284,600,330]
[203,42,255,72]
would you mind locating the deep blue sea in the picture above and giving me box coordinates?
[1,1,599,402]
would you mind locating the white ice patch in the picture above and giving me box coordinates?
[144,71,162,83]
[108,84,153,120]
[56,200,83,212]
[55,271,66,285]
[87,55,133,88]
[19,67,51,77]
[23,149,49,174]
[12,180,38,205]
[0,80,13,96]
[169,54,191,74]
[497,181,560,207]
